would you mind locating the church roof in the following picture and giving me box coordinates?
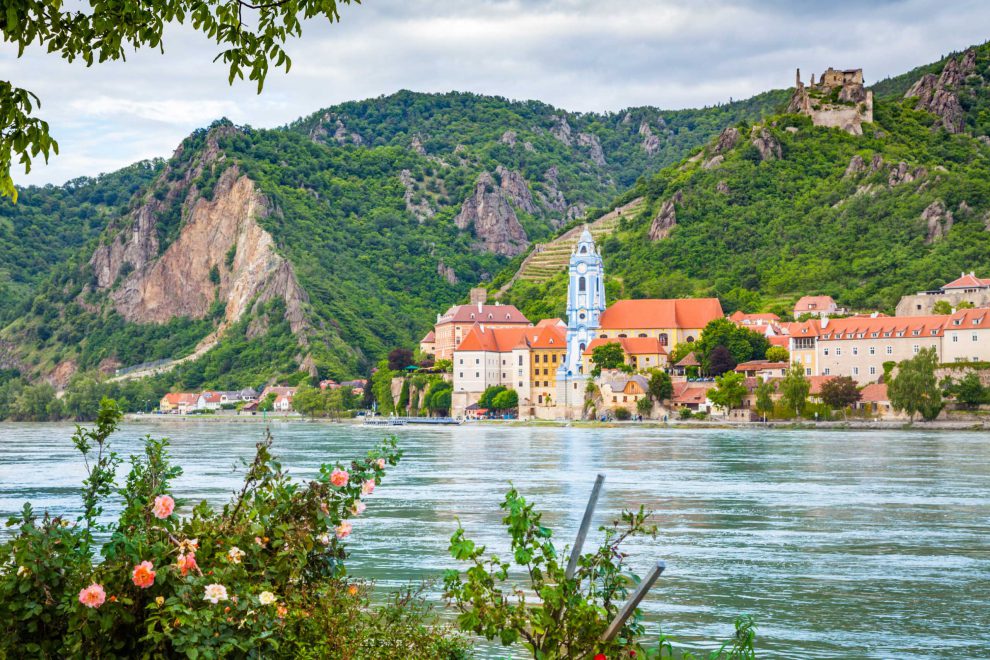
[455,325,531,352]
[600,298,724,330]
[438,303,529,325]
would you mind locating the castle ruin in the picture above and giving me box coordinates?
[788,67,873,135]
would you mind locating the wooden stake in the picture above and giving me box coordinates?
[600,560,666,643]
[565,473,605,581]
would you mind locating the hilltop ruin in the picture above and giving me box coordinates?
[788,67,874,135]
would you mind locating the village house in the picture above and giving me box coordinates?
[451,324,533,417]
[339,379,368,396]
[597,373,649,414]
[582,337,667,371]
[429,288,530,360]
[528,319,567,407]
[793,295,843,319]
[218,389,257,405]
[734,360,789,379]
[939,307,990,363]
[159,392,199,414]
[418,330,437,356]
[596,298,724,354]
[197,391,222,411]
[260,386,297,411]
[897,272,990,316]
[671,381,711,413]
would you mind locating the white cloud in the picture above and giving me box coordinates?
[4,0,990,186]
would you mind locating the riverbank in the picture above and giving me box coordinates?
[120,412,990,431]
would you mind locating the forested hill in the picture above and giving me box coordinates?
[0,89,786,388]
[498,43,990,321]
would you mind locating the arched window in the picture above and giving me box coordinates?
[659,333,669,346]
[686,336,695,343]
[579,245,588,254]
[618,333,628,338]
[579,342,586,352]
[638,333,648,338]
[578,276,586,292]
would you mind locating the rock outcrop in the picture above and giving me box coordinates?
[91,156,310,342]
[454,171,529,256]
[750,128,782,161]
[888,162,927,187]
[495,166,538,214]
[537,166,568,219]
[550,115,573,145]
[577,132,607,166]
[437,261,458,285]
[716,180,731,195]
[922,200,954,243]
[844,154,866,177]
[905,49,976,133]
[639,121,661,156]
[410,135,427,156]
[500,130,517,147]
[649,190,682,241]
[713,127,740,155]
[399,169,435,222]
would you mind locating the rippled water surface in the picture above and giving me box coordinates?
[1,420,988,658]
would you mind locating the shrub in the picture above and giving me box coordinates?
[679,407,694,420]
[614,406,632,420]
[0,399,466,658]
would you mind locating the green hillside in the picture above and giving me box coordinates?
[0,90,786,391]
[499,44,990,321]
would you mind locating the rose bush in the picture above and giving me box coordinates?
[0,398,467,659]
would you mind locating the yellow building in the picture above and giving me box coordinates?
[528,320,567,406]
[596,298,724,356]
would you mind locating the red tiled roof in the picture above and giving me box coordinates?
[859,383,888,403]
[261,386,297,399]
[582,337,666,356]
[672,381,709,404]
[729,311,781,324]
[946,307,990,329]
[438,303,529,325]
[675,352,700,367]
[421,330,436,343]
[163,392,199,405]
[807,376,835,396]
[942,273,990,290]
[599,298,723,330]
[794,315,949,340]
[794,295,837,312]
[536,318,566,328]
[200,391,222,403]
[456,325,531,352]
[735,361,789,372]
[768,335,790,348]
[529,323,566,350]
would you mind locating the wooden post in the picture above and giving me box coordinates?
[600,560,666,643]
[565,473,605,581]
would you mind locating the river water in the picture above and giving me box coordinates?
[1,420,988,659]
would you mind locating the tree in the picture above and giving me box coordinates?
[491,389,518,412]
[707,371,747,412]
[636,396,652,416]
[613,406,632,421]
[2,0,357,200]
[888,347,943,422]
[755,378,775,419]
[820,376,861,415]
[933,300,973,314]
[696,318,769,370]
[780,364,810,417]
[950,371,986,408]
[257,391,277,412]
[708,345,737,376]
[388,348,415,371]
[292,383,325,417]
[434,359,453,373]
[765,346,789,362]
[589,342,626,377]
[647,370,673,402]
[371,360,397,413]
[479,385,507,410]
[668,340,697,366]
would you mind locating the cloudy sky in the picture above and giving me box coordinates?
[4,0,989,186]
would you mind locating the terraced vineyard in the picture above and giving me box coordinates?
[497,198,645,295]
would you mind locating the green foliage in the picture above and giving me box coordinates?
[636,396,653,415]
[780,364,810,417]
[820,376,862,411]
[647,369,673,402]
[590,341,626,377]
[889,347,944,421]
[479,385,508,410]
[491,389,519,412]
[754,378,776,417]
[444,486,659,658]
[944,371,987,407]
[707,371,748,411]
[695,319,769,373]
[613,406,632,420]
[765,346,789,362]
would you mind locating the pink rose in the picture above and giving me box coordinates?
[376,458,386,469]
[176,552,198,577]
[335,521,352,539]
[132,561,156,589]
[330,468,349,488]
[78,583,106,608]
[350,500,366,516]
[361,479,375,495]
[152,495,175,519]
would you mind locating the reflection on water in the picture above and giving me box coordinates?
[1,420,989,659]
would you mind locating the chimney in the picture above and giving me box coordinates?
[820,316,829,329]
[470,287,488,305]
[795,68,801,87]
[477,300,482,313]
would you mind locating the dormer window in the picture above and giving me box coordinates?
[470,313,475,320]
[912,330,920,336]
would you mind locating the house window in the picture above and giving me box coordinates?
[552,354,558,363]
[475,372,479,378]
[823,368,831,375]
[805,368,812,376]
[518,355,523,366]
[836,348,842,356]
[886,346,893,355]
[579,276,586,292]
[869,347,875,355]
[459,359,463,365]
[853,367,859,376]
[475,359,480,365]
[612,396,617,402]
[913,345,920,354]
[823,348,829,356]
[973,334,979,342]
[869,366,876,375]
[953,335,959,343]
[852,347,858,356]
[659,333,669,346]
[459,372,463,378]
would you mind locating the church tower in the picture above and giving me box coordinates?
[558,226,606,380]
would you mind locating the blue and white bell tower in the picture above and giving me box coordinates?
[558,226,606,380]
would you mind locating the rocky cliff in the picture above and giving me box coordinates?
[905,49,977,133]
[454,170,530,256]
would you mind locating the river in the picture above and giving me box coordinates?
[1,420,988,659]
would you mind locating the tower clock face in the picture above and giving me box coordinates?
[577,262,588,274]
